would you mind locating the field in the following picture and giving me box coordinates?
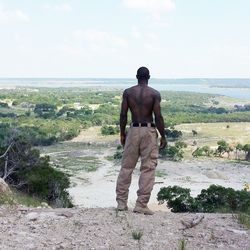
[1,87,250,208]
[39,124,250,208]
[175,122,250,146]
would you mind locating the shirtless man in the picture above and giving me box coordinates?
[116,66,167,215]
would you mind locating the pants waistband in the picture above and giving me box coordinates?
[131,122,155,127]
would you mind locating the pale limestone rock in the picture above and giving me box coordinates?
[0,178,12,194]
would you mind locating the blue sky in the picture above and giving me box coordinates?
[0,0,249,78]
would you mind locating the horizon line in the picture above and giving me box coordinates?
[0,77,250,80]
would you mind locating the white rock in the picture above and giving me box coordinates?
[26,212,39,221]
[0,178,12,194]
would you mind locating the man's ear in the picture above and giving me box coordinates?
[136,74,139,79]
[148,75,151,79]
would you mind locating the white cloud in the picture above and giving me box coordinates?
[73,29,128,49]
[55,3,72,12]
[144,42,161,52]
[43,3,72,12]
[0,5,30,23]
[147,32,158,40]
[131,26,141,39]
[123,0,175,16]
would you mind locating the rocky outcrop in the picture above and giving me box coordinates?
[0,178,12,194]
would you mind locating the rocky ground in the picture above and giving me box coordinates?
[0,205,249,250]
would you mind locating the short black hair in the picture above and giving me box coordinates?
[136,67,150,80]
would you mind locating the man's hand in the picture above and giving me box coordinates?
[159,137,167,149]
[120,134,126,147]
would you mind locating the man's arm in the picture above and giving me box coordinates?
[120,90,128,146]
[153,92,167,149]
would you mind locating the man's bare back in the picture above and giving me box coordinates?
[119,67,166,149]
[124,85,160,123]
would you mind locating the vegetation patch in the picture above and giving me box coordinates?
[101,125,119,135]
[157,185,250,214]
[0,137,73,208]
[237,213,250,229]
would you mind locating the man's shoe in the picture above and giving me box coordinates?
[133,206,154,215]
[117,203,128,211]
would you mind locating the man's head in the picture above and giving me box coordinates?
[136,67,150,81]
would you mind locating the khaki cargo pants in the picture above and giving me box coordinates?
[116,126,158,208]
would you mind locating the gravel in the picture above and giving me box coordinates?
[0,206,249,250]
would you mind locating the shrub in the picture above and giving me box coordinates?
[0,138,73,207]
[157,185,250,213]
[192,147,204,157]
[101,125,119,135]
[165,128,182,140]
[34,103,56,119]
[157,186,196,212]
[0,102,8,108]
[114,145,123,160]
[20,159,73,208]
[162,142,187,161]
[192,145,213,157]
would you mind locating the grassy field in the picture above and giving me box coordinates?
[175,122,250,147]
[40,122,250,169]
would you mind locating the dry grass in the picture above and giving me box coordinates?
[175,122,250,147]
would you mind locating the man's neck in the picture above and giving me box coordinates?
[138,80,148,86]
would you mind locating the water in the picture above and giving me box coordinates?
[0,78,250,100]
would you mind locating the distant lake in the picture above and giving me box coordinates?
[0,78,250,100]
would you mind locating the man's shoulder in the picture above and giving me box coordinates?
[123,85,160,97]
[147,86,160,97]
[123,85,137,93]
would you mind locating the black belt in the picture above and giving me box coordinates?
[131,122,155,127]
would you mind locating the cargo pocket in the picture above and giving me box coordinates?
[149,146,158,170]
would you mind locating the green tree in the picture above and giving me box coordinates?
[34,103,56,119]
[215,140,230,157]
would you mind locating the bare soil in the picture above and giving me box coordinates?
[0,206,249,250]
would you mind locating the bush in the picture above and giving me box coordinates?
[34,103,57,119]
[165,128,182,140]
[114,145,123,160]
[0,138,73,207]
[0,102,8,108]
[101,125,119,135]
[161,142,187,161]
[192,147,204,157]
[192,145,213,157]
[20,159,73,208]
[157,185,250,213]
[157,186,196,212]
